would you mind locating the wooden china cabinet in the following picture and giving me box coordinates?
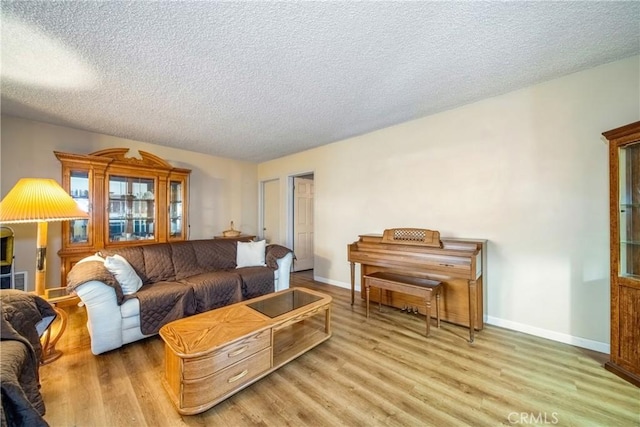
[603,122,640,387]
[55,148,191,285]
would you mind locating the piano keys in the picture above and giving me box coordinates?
[348,228,486,342]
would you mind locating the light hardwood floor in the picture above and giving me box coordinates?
[40,271,639,426]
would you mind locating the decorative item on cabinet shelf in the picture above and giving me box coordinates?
[170,183,181,200]
[222,221,241,238]
[72,189,89,198]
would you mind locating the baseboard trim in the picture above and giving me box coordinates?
[484,316,609,354]
[312,275,610,354]
[314,275,351,290]
[604,361,640,387]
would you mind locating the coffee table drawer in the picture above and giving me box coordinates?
[182,347,272,409]
[182,329,270,380]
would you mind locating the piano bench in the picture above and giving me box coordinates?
[363,272,442,337]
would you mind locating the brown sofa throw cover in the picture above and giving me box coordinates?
[0,290,56,427]
[68,239,294,336]
[178,271,242,313]
[100,239,241,284]
[66,260,124,303]
[134,281,196,335]
[266,244,295,269]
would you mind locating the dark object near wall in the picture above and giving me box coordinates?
[0,290,56,426]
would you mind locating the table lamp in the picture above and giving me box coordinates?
[0,178,89,295]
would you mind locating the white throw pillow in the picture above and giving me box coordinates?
[104,254,143,294]
[236,240,267,268]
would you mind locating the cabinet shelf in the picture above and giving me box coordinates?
[109,216,155,221]
[109,198,155,203]
[109,200,155,203]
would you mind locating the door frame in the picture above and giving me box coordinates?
[287,172,314,267]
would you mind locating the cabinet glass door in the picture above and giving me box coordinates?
[69,171,90,244]
[108,175,156,243]
[169,180,184,239]
[619,141,640,278]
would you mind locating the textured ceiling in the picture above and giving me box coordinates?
[1,2,639,163]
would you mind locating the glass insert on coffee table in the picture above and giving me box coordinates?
[247,288,323,318]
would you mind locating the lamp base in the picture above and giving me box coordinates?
[35,221,48,296]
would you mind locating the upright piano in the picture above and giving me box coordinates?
[348,228,486,342]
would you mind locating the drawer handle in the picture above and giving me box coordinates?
[227,345,249,358]
[227,369,249,383]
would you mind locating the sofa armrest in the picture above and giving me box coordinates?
[274,252,293,291]
[73,281,124,355]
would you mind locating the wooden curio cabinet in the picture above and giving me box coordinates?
[603,122,640,387]
[56,148,191,285]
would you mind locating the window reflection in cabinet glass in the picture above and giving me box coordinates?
[108,175,155,243]
[619,141,640,278]
[69,171,89,244]
[169,180,183,237]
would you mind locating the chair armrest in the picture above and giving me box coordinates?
[275,252,293,291]
[74,280,124,355]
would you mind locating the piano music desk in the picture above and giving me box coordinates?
[364,272,442,337]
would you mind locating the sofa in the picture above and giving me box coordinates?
[66,239,293,355]
[1,290,56,427]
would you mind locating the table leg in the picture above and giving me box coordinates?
[436,292,441,328]
[365,284,370,318]
[468,279,477,343]
[425,297,431,337]
[325,305,332,335]
[350,262,355,305]
[40,306,67,364]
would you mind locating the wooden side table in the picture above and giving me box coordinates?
[213,234,256,242]
[40,287,79,364]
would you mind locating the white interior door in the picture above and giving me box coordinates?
[262,179,280,244]
[293,176,314,271]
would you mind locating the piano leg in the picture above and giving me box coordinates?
[425,297,432,336]
[436,293,441,328]
[350,262,355,305]
[468,279,477,343]
[365,283,370,318]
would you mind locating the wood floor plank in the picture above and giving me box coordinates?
[39,271,640,426]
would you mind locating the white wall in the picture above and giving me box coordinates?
[258,56,640,352]
[0,116,258,290]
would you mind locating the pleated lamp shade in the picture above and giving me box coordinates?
[0,178,88,223]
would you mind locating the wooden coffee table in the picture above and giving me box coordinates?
[159,287,332,415]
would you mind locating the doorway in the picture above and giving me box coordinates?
[291,174,314,272]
